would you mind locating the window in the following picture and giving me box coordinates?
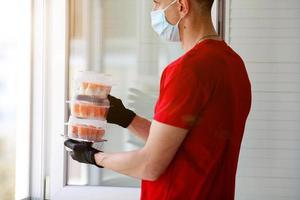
[66,0,184,187]
[0,0,31,199]
[45,0,219,199]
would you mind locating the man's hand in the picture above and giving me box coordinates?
[64,139,103,168]
[107,95,136,128]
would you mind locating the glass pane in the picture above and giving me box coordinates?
[67,0,184,187]
[0,56,15,198]
[0,1,30,199]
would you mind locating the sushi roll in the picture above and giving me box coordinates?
[78,82,112,98]
[70,100,110,120]
[70,125,78,138]
[78,125,89,140]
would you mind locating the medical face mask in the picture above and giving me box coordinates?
[150,0,182,42]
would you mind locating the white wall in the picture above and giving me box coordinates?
[227,0,300,200]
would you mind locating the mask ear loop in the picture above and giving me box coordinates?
[163,0,184,26]
[175,13,185,41]
[163,0,177,12]
[175,16,184,26]
[176,1,187,26]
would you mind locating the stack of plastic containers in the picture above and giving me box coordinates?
[66,71,112,142]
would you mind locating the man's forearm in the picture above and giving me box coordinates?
[94,150,157,181]
[128,115,151,142]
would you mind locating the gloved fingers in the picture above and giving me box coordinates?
[107,94,123,108]
[69,151,77,161]
[70,150,86,163]
[64,139,92,151]
[64,139,81,150]
[107,94,119,102]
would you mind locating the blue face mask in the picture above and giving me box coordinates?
[150,0,182,42]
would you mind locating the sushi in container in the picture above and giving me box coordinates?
[74,71,113,99]
[68,96,110,120]
[66,116,107,142]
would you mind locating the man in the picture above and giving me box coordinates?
[64,0,252,199]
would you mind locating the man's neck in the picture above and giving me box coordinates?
[180,14,218,52]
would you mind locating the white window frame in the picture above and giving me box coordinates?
[29,0,48,198]
[14,0,32,199]
[28,0,140,199]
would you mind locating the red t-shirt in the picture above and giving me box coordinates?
[141,39,252,200]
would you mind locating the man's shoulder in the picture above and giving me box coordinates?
[165,51,210,79]
[164,58,193,79]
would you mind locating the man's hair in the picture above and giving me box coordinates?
[196,0,214,11]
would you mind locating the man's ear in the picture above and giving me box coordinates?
[178,0,189,17]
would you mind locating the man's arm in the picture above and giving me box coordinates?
[127,115,151,142]
[94,120,188,181]
[106,95,152,141]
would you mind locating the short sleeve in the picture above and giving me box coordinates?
[154,65,211,130]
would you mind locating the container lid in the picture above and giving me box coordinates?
[61,134,107,143]
[73,95,110,106]
[67,96,110,107]
[66,116,107,128]
[74,71,114,86]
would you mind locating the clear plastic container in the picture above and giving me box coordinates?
[68,97,110,120]
[74,71,113,99]
[67,116,107,142]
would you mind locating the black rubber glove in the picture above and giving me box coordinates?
[107,94,136,128]
[64,139,103,168]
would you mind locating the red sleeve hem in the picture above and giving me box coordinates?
[154,114,190,130]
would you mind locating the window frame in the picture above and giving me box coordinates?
[13,0,32,199]
[43,0,140,199]
[29,0,50,198]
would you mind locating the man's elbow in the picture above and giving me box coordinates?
[142,163,166,181]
